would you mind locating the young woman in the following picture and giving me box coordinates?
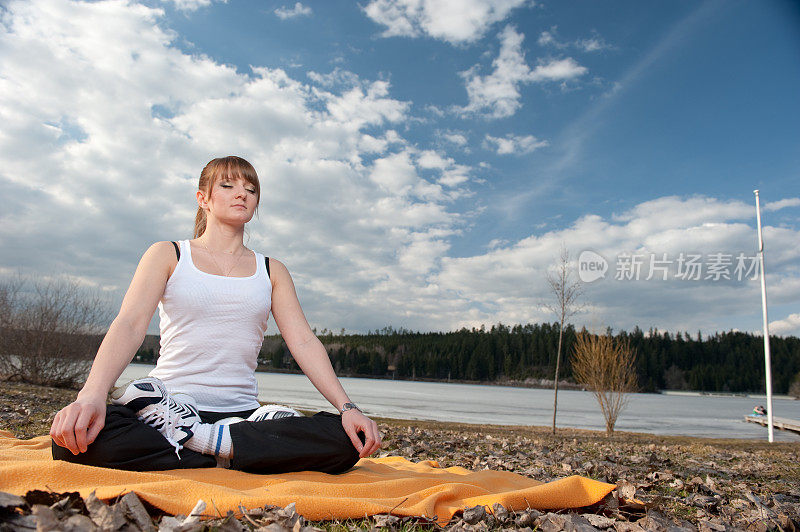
[50,156,381,473]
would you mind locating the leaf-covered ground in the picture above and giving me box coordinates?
[1,380,799,531]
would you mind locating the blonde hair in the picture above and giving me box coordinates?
[194,156,261,238]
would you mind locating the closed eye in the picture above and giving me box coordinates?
[220,183,256,194]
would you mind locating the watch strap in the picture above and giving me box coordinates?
[340,402,361,414]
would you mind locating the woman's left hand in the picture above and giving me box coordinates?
[341,410,382,458]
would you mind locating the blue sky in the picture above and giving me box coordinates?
[1,0,798,337]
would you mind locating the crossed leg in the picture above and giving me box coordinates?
[51,406,362,474]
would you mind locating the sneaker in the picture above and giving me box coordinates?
[111,377,199,458]
[110,377,166,412]
[246,404,303,422]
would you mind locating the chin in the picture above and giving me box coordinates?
[221,214,253,225]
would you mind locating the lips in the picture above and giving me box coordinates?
[233,204,247,209]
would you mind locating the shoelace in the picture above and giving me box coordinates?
[138,395,184,458]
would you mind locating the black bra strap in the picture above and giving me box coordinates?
[264,256,271,280]
[171,241,180,261]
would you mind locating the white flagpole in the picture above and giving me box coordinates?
[754,190,774,443]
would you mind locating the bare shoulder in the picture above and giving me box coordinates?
[141,241,179,277]
[268,257,288,270]
[144,240,178,261]
[268,257,290,283]
[115,241,177,331]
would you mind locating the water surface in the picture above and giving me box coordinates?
[118,364,800,442]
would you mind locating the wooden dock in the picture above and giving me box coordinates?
[745,415,800,434]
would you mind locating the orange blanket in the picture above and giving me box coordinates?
[0,431,615,523]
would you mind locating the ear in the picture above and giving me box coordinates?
[196,189,209,210]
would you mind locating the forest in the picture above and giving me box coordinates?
[134,323,800,395]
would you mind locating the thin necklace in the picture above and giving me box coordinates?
[200,239,245,277]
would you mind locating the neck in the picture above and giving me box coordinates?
[197,223,245,254]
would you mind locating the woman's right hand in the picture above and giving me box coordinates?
[49,393,107,455]
[49,241,175,455]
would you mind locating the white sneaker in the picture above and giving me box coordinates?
[111,377,199,457]
[247,404,303,422]
[110,377,166,412]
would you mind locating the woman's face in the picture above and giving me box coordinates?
[199,175,258,225]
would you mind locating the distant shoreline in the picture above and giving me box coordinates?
[259,366,797,399]
[259,366,591,391]
[128,362,800,399]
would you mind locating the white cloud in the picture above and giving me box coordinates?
[435,195,800,334]
[362,0,528,45]
[438,130,468,147]
[576,37,605,52]
[610,196,751,233]
[484,133,548,155]
[423,104,446,118]
[439,166,470,187]
[537,30,556,47]
[0,0,476,335]
[529,57,587,81]
[160,0,225,12]
[416,150,450,169]
[320,80,410,129]
[369,151,419,196]
[764,197,800,211]
[274,2,312,20]
[414,150,471,188]
[769,313,800,337]
[3,0,796,338]
[307,68,361,88]
[398,231,452,275]
[538,26,612,53]
[458,25,587,118]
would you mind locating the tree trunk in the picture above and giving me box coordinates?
[552,319,564,434]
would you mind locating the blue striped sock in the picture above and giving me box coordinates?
[185,422,233,458]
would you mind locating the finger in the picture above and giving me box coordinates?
[354,418,377,457]
[59,407,80,455]
[49,411,64,447]
[368,426,382,456]
[85,412,105,447]
[49,410,61,438]
[74,409,94,453]
[51,408,69,448]
[367,424,382,455]
[359,428,375,458]
[358,420,377,456]
[342,423,364,454]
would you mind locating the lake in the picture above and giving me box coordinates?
[118,364,800,442]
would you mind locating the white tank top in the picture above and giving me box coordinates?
[149,239,271,412]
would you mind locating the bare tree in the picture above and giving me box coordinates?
[545,244,583,434]
[571,328,638,435]
[0,274,109,388]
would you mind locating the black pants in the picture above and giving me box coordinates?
[52,406,362,474]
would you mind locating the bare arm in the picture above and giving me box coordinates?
[50,241,175,454]
[270,259,382,458]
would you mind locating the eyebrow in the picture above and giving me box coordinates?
[220,178,256,189]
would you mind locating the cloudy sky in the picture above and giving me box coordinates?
[1,0,798,337]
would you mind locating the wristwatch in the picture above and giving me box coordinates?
[340,402,362,414]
